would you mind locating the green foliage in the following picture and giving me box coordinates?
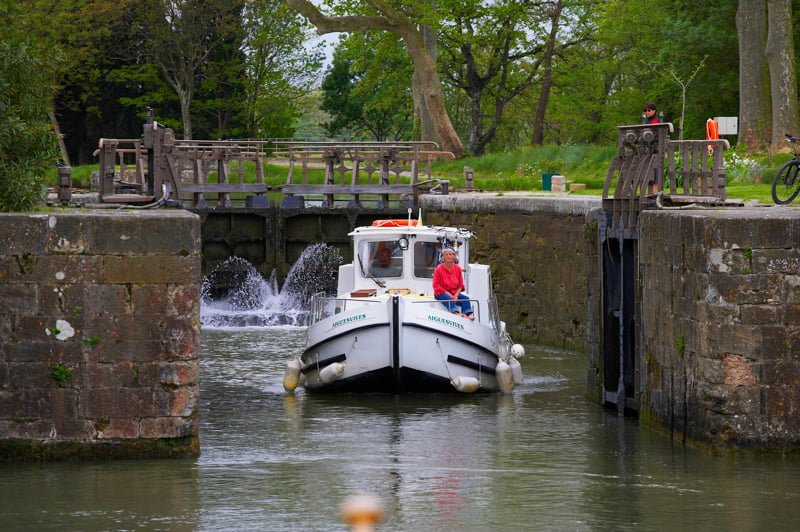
[433,144,617,191]
[321,33,413,140]
[676,334,685,357]
[82,336,101,347]
[50,363,72,383]
[0,0,60,212]
[242,0,323,139]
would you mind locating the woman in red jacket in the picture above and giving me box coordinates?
[432,247,474,319]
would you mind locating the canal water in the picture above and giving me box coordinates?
[2,326,800,530]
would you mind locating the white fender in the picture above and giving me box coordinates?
[496,360,515,392]
[319,361,346,383]
[283,357,302,392]
[511,344,525,359]
[451,376,480,393]
[509,356,523,385]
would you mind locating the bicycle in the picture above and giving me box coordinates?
[771,134,800,204]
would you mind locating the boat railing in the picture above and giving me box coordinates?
[309,293,382,325]
[488,295,502,332]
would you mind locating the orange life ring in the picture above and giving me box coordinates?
[706,119,719,140]
[371,219,419,227]
[706,119,719,154]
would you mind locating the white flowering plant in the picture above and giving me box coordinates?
[724,150,765,183]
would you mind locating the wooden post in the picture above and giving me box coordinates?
[99,140,117,198]
[57,166,72,203]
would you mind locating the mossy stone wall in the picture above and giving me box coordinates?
[0,211,201,460]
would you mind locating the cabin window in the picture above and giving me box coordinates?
[362,240,403,278]
[413,242,439,278]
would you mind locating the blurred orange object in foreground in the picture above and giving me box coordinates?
[341,494,384,532]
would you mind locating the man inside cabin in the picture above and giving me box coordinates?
[370,242,402,277]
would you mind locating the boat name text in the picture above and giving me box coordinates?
[332,313,367,328]
[427,315,465,330]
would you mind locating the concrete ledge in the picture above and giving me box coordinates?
[421,192,602,217]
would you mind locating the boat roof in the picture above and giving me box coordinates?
[349,223,474,240]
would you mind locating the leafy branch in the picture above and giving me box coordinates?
[644,54,708,141]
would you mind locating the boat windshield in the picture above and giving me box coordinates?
[361,240,403,278]
[413,241,439,278]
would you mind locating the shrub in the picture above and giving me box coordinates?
[724,149,765,184]
[0,1,60,212]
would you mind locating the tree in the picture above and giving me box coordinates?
[193,17,248,139]
[16,0,144,164]
[0,0,60,211]
[321,34,414,140]
[646,56,708,141]
[737,0,799,152]
[530,0,565,146]
[437,0,561,154]
[765,0,799,151]
[286,0,465,157]
[241,0,323,138]
[141,0,244,139]
[737,0,771,150]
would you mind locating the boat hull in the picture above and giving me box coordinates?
[301,295,502,393]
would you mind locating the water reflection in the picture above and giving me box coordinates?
[1,329,799,531]
[0,459,198,530]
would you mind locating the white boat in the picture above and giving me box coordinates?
[283,214,524,393]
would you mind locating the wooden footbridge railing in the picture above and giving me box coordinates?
[275,141,454,208]
[96,121,454,209]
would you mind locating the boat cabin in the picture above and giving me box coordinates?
[335,221,493,307]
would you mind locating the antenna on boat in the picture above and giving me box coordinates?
[407,207,412,227]
[417,208,423,226]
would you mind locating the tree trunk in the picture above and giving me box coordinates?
[765,0,799,152]
[179,90,193,140]
[531,1,562,145]
[470,101,505,156]
[412,25,438,145]
[468,88,482,155]
[737,0,771,151]
[402,32,463,157]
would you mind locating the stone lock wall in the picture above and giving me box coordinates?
[422,194,602,352]
[638,208,800,451]
[0,211,201,460]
